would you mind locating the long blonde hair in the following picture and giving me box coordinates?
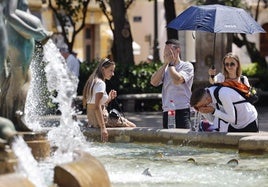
[82,58,115,108]
[221,52,242,78]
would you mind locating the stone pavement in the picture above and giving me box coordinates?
[123,106,268,132]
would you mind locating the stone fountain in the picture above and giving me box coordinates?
[0,0,50,131]
[0,1,110,186]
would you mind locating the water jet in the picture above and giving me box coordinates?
[0,1,268,187]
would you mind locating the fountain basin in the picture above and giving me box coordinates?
[0,146,17,174]
[83,127,268,154]
[19,132,50,159]
[0,173,35,187]
[85,140,268,186]
[239,135,268,154]
[0,131,50,175]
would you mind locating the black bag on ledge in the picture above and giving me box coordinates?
[109,108,121,119]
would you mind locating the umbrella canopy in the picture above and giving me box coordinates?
[167,4,265,34]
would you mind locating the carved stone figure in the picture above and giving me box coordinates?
[0,0,52,131]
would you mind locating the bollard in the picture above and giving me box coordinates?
[54,151,111,187]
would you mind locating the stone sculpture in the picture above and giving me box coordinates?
[0,0,52,131]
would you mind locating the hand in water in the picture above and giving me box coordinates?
[101,127,108,142]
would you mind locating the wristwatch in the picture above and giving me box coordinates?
[168,63,174,67]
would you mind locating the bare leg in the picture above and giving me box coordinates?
[124,119,136,127]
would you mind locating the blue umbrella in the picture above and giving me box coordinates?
[167,4,265,34]
[167,4,265,71]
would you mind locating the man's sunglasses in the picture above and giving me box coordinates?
[224,62,235,67]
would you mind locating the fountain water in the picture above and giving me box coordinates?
[11,136,46,187]
[42,40,87,157]
[0,39,111,187]
[1,37,268,187]
[87,142,268,187]
[0,1,268,186]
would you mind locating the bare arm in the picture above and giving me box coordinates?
[150,64,167,86]
[168,66,185,85]
[151,45,175,86]
[209,76,215,84]
[163,45,185,85]
[198,91,236,124]
[105,89,117,105]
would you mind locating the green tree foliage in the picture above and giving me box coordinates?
[243,63,268,90]
[113,61,162,94]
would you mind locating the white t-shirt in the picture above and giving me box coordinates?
[161,61,194,111]
[214,73,250,87]
[204,86,258,131]
[86,79,108,105]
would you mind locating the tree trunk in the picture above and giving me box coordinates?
[164,0,178,40]
[110,0,134,66]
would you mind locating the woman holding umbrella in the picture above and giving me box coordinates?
[208,52,250,86]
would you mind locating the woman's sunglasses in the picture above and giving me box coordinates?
[224,62,235,67]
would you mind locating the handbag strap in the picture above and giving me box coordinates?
[115,98,125,118]
[105,80,125,118]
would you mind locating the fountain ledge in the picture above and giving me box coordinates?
[83,127,268,154]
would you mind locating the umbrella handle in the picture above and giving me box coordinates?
[210,65,215,79]
[211,33,216,79]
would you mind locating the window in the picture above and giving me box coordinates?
[133,16,142,22]
[84,25,95,62]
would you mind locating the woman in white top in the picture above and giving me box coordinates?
[208,52,250,86]
[82,58,136,142]
[207,52,252,131]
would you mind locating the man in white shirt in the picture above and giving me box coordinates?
[150,39,194,129]
[190,86,258,132]
[60,47,80,78]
